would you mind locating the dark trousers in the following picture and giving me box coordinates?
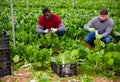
[84,32,111,46]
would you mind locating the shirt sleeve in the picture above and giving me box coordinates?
[85,17,96,31]
[55,15,62,28]
[57,23,66,32]
[36,25,45,33]
[38,16,44,25]
[101,20,114,37]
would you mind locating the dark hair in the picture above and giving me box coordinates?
[100,9,108,15]
[42,8,51,14]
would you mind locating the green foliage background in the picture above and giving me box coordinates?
[0,0,120,78]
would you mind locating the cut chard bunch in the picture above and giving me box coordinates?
[94,30,105,51]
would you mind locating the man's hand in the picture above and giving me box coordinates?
[88,28,95,32]
[44,29,49,33]
[95,30,102,39]
[96,34,102,39]
[51,28,57,33]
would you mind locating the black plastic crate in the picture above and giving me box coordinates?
[0,49,11,62]
[0,30,9,49]
[51,62,77,77]
[0,49,11,78]
[0,30,11,78]
[0,62,11,78]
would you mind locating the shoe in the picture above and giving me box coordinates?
[86,42,94,48]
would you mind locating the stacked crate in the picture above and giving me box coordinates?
[0,30,11,78]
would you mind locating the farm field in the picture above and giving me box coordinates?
[0,0,120,82]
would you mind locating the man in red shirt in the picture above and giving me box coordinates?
[36,8,66,37]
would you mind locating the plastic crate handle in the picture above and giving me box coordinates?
[2,30,8,37]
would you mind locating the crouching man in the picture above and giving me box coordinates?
[36,8,66,37]
[84,9,114,46]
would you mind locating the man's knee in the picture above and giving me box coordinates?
[56,31,65,36]
[84,35,90,42]
[84,32,95,43]
[102,36,111,43]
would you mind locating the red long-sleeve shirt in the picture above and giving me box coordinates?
[38,14,62,29]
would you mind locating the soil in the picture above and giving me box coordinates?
[0,69,31,82]
[0,69,120,82]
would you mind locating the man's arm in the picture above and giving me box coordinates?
[85,18,95,31]
[101,21,114,37]
[36,25,45,33]
[36,15,46,34]
[57,23,66,32]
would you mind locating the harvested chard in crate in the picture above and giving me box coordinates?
[51,62,77,77]
[51,50,78,77]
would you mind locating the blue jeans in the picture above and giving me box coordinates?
[85,32,111,45]
[56,31,65,36]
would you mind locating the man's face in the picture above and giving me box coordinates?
[99,14,108,22]
[43,12,51,20]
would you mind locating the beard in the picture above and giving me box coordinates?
[99,18,107,23]
[100,20,105,23]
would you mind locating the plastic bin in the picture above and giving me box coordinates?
[0,30,11,78]
[51,62,77,77]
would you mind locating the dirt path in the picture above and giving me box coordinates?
[0,70,31,82]
[0,69,120,82]
[93,77,120,82]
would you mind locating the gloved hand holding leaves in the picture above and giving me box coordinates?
[44,29,49,33]
[95,30,102,39]
[88,28,95,32]
[51,28,57,33]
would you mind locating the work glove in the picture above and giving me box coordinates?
[95,31,102,39]
[96,34,102,39]
[51,28,57,33]
[88,28,95,32]
[44,29,49,33]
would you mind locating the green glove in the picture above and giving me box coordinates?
[96,34,102,39]
[88,28,95,32]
